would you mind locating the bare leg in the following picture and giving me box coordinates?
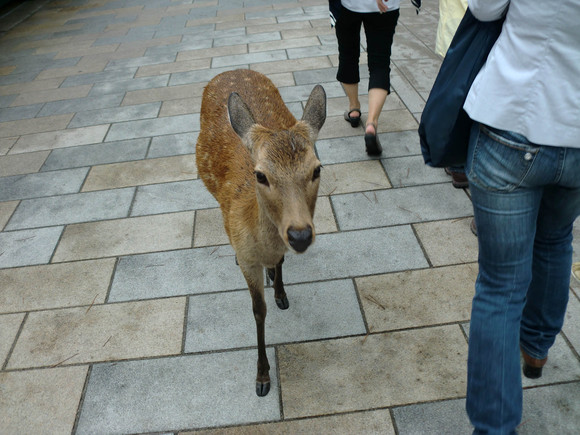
[342,82,361,117]
[366,87,388,133]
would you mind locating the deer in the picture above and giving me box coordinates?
[196,69,326,397]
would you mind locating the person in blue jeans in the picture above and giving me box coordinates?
[462,0,580,433]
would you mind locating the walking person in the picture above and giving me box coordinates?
[333,0,401,155]
[463,0,580,433]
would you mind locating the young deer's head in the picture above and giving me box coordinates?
[228,85,326,253]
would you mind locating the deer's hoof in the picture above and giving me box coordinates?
[275,296,289,310]
[256,381,270,397]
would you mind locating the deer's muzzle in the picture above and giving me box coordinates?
[287,225,313,253]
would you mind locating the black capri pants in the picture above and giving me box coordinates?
[335,6,399,92]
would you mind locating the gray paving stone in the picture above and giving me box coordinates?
[287,45,339,60]
[518,383,580,434]
[279,81,344,103]
[131,179,217,216]
[144,39,213,57]
[89,75,170,96]
[66,13,136,27]
[293,67,338,86]
[315,130,421,165]
[392,30,438,61]
[108,245,246,302]
[76,351,280,434]
[213,31,281,48]
[212,50,288,68]
[392,398,472,435]
[392,382,580,435]
[69,102,161,128]
[12,55,80,75]
[280,6,327,22]
[390,69,426,114]
[0,71,39,86]
[149,24,218,39]
[105,114,199,142]
[168,66,242,87]
[0,168,89,201]
[0,226,62,269]
[0,94,17,109]
[331,184,473,230]
[184,5,218,19]
[37,93,124,117]
[395,58,441,97]
[60,67,138,88]
[563,291,580,355]
[148,132,197,158]
[6,188,134,230]
[93,31,156,46]
[246,8,304,20]
[281,226,429,282]
[185,279,366,352]
[105,53,177,70]
[382,155,450,187]
[0,103,43,122]
[110,226,427,302]
[41,138,149,171]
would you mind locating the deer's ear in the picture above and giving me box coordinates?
[301,85,326,141]
[228,92,255,139]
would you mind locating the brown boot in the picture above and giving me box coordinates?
[521,347,547,379]
[445,167,469,188]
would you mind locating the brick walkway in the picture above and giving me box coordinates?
[1,1,579,433]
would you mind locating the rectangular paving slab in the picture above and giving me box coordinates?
[7,297,185,369]
[109,226,428,302]
[0,226,63,269]
[131,178,217,216]
[6,188,134,230]
[278,325,468,419]
[0,259,114,313]
[0,167,88,201]
[0,366,88,435]
[76,350,280,434]
[331,183,474,230]
[52,211,195,262]
[185,279,366,352]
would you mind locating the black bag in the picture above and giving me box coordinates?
[418,8,505,167]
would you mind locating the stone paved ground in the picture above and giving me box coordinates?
[0,0,579,433]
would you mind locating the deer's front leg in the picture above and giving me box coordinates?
[241,264,270,397]
[271,256,288,310]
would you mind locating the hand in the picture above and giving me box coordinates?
[376,0,389,13]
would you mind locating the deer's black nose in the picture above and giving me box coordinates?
[287,226,313,253]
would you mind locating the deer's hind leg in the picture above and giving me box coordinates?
[268,256,288,310]
[241,264,271,397]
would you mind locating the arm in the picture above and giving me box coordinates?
[468,0,509,21]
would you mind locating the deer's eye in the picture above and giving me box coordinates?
[255,171,269,186]
[312,165,322,181]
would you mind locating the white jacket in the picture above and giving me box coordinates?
[464,0,580,148]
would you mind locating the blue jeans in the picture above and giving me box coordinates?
[465,123,580,434]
